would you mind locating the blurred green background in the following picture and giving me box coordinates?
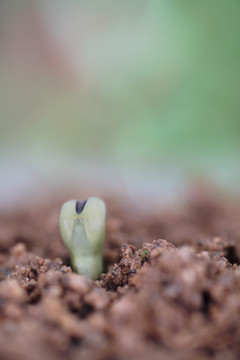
[0,0,240,208]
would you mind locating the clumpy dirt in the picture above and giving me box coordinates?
[0,185,240,360]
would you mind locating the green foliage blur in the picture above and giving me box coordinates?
[0,0,240,189]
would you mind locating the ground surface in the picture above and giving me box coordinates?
[0,185,240,360]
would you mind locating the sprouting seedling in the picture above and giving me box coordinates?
[59,197,106,280]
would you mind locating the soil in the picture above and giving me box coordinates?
[0,184,240,360]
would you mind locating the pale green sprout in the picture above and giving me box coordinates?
[59,197,106,280]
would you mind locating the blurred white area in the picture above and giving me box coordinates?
[0,151,185,212]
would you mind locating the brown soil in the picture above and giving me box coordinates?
[0,185,240,360]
